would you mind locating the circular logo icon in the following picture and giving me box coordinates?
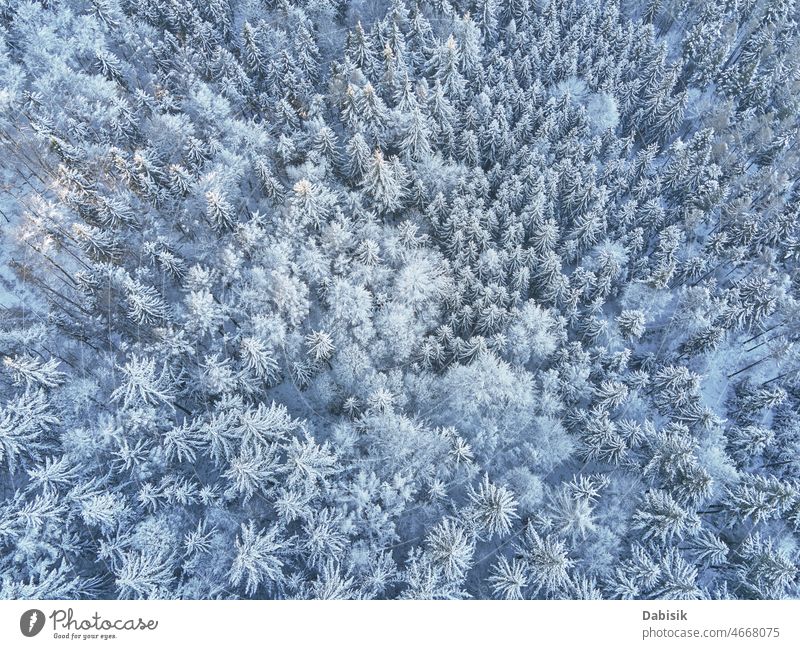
[20,609,46,637]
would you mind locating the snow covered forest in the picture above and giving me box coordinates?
[1,0,799,600]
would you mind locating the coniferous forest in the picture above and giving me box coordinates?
[1,0,800,600]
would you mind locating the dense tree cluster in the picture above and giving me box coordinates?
[1,0,799,599]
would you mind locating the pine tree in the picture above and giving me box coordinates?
[361,149,405,213]
[632,490,701,542]
[229,521,288,596]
